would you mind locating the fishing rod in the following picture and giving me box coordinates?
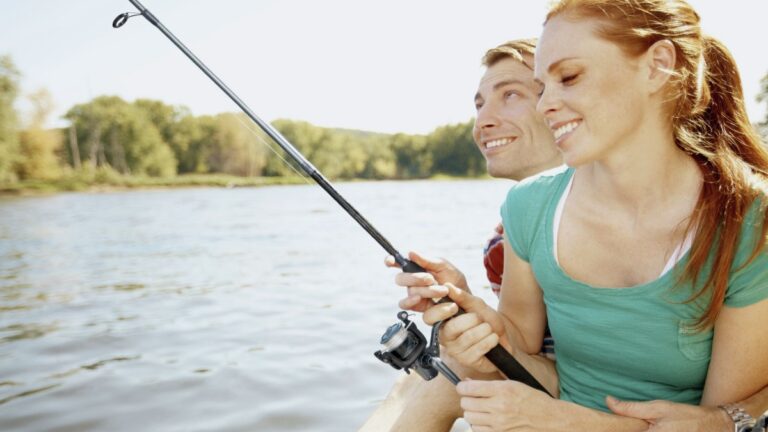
[112,0,550,396]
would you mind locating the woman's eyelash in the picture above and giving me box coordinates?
[561,74,579,84]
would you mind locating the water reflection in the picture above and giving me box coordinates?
[0,384,61,406]
[0,322,58,343]
[51,356,141,379]
[94,283,145,292]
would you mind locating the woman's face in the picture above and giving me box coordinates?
[534,16,649,167]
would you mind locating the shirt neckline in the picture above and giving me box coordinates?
[544,168,690,295]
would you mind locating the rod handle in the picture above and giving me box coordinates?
[401,259,426,273]
[435,298,552,396]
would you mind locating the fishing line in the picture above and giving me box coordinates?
[230,113,312,184]
[113,0,550,395]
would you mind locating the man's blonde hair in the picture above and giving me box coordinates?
[481,39,537,69]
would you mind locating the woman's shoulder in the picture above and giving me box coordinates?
[504,165,572,207]
[725,187,768,307]
[500,166,572,261]
[737,189,768,251]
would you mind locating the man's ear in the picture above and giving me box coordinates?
[645,39,677,94]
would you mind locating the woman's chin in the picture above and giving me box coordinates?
[561,150,589,168]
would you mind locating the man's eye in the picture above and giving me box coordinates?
[537,86,545,97]
[504,90,519,99]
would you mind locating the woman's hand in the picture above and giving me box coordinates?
[385,251,469,312]
[457,381,651,432]
[423,284,510,374]
[457,380,562,431]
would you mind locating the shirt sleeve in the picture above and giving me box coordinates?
[725,199,768,308]
[500,184,533,262]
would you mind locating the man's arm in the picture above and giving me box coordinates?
[606,385,768,431]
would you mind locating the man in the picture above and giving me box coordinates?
[360,39,768,432]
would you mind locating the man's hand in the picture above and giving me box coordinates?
[606,396,733,431]
[385,251,469,312]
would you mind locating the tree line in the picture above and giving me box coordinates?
[0,55,486,185]
[1,54,767,185]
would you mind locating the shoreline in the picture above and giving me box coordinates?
[0,173,494,197]
[0,174,306,197]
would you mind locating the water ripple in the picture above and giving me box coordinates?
[0,181,511,431]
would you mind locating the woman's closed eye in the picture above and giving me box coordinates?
[561,73,580,85]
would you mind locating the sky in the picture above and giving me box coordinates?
[1,0,767,135]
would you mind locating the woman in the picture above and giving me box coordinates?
[421,1,768,430]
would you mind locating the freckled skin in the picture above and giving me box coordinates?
[535,17,648,168]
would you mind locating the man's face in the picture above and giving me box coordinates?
[473,57,561,180]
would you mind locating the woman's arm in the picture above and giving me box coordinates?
[701,298,768,406]
[496,236,548,354]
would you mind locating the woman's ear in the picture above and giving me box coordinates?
[646,39,677,93]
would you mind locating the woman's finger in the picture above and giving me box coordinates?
[422,301,459,325]
[394,271,437,287]
[462,410,495,428]
[459,396,491,413]
[397,295,432,312]
[440,313,483,341]
[406,284,448,300]
[457,322,494,347]
[451,332,500,371]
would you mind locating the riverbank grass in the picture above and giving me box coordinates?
[0,167,306,195]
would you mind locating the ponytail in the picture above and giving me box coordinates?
[678,35,768,329]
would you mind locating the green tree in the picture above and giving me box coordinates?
[65,96,176,176]
[265,119,401,179]
[172,114,212,174]
[134,99,206,174]
[427,120,484,176]
[390,133,431,178]
[16,88,64,180]
[204,113,268,176]
[359,134,396,179]
[0,55,21,182]
[758,72,768,140]
[266,119,328,177]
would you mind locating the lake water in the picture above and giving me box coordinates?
[0,179,513,431]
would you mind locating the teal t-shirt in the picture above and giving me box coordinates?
[500,167,768,412]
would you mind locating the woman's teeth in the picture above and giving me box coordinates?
[553,121,579,140]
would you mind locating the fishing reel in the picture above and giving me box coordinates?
[374,311,460,385]
[745,411,768,432]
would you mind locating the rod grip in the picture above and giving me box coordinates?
[401,259,426,273]
[435,298,551,396]
[485,345,550,394]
